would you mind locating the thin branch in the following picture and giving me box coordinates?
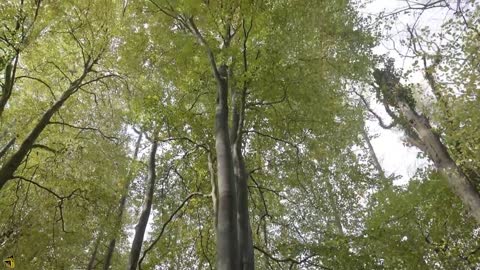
[352,89,397,129]
[247,87,287,108]
[48,121,118,141]
[138,192,209,269]
[253,246,330,270]
[32,144,59,154]
[13,175,80,233]
[16,75,57,100]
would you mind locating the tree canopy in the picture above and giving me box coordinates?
[1,0,480,269]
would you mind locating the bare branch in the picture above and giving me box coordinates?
[352,89,397,129]
[253,246,330,270]
[138,192,209,269]
[48,121,118,142]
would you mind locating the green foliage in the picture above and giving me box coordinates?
[1,0,479,269]
[362,172,480,269]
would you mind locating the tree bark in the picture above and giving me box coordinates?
[128,140,158,270]
[0,61,15,118]
[103,240,116,270]
[215,64,240,270]
[398,101,480,224]
[207,150,219,227]
[0,69,90,189]
[87,235,102,270]
[103,133,142,270]
[231,84,254,270]
[233,146,254,270]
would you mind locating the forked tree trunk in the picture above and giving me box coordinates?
[188,17,240,269]
[128,140,158,270]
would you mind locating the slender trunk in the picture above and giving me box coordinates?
[103,239,116,270]
[215,64,240,270]
[0,58,17,118]
[128,140,158,270]
[103,133,142,270]
[87,236,102,270]
[398,101,480,223]
[0,71,89,189]
[231,82,254,270]
[361,127,386,180]
[234,147,254,270]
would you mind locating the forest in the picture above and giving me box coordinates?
[0,0,479,269]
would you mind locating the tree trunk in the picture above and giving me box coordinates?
[103,133,142,270]
[103,239,116,270]
[0,61,15,118]
[188,17,239,269]
[398,101,480,224]
[361,127,387,181]
[234,147,254,270]
[207,150,219,227]
[231,83,254,270]
[0,71,89,189]
[128,140,158,270]
[214,64,240,270]
[87,235,102,270]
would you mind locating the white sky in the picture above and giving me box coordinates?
[358,0,454,184]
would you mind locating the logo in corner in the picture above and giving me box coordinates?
[3,256,14,268]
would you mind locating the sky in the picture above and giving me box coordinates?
[358,0,454,184]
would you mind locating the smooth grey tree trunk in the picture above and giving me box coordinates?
[128,140,158,270]
[214,64,240,270]
[103,240,116,270]
[231,85,254,270]
[234,147,254,270]
[188,17,239,270]
[398,101,480,224]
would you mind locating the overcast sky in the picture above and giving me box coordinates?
[357,0,452,184]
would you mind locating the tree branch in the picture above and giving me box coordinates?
[253,246,331,269]
[138,192,209,269]
[48,121,118,142]
[352,89,397,129]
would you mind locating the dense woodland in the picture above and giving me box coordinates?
[1,0,480,269]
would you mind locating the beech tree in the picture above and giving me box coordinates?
[1,0,479,269]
